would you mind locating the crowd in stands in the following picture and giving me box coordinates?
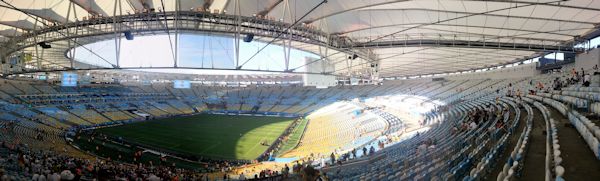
[2,63,600,180]
[548,66,598,92]
[0,122,208,180]
[502,66,598,99]
[327,145,376,166]
[1,124,329,181]
[451,104,510,141]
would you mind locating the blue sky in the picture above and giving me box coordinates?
[72,34,318,74]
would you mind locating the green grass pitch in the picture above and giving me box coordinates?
[97,114,294,160]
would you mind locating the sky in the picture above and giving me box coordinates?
[71,33,319,74]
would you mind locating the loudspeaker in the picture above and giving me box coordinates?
[124,31,134,40]
[38,42,51,49]
[243,33,254,42]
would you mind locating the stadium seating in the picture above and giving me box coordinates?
[166,100,195,114]
[68,107,112,124]
[279,102,387,158]
[0,80,24,95]
[2,2,600,180]
[326,97,504,180]
[2,72,600,180]
[37,106,90,125]
[527,92,600,160]
[494,98,533,180]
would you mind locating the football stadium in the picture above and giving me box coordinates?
[1,0,600,180]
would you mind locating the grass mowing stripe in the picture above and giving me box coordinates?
[97,114,293,160]
[276,118,309,155]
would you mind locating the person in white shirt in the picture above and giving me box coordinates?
[60,170,74,180]
[48,173,60,181]
[37,174,46,181]
[469,121,477,130]
[583,73,591,87]
[147,174,161,181]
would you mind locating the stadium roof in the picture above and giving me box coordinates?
[0,0,598,78]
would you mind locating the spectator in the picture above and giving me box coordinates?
[469,121,477,130]
[362,147,367,157]
[584,73,591,87]
[283,164,290,177]
[330,153,335,165]
[553,77,562,90]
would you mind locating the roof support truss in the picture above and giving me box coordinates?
[349,39,580,53]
